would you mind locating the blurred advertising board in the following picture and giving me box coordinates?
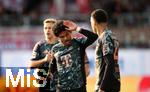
[1,49,150,75]
[0,49,150,92]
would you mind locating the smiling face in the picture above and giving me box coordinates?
[58,30,72,46]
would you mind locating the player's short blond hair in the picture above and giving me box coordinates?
[43,18,56,24]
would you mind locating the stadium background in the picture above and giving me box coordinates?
[0,0,149,92]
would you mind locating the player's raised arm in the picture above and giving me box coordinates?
[77,28,98,47]
[63,20,98,47]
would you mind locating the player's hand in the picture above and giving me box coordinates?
[43,52,54,63]
[63,20,77,31]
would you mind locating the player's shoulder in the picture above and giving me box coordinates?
[35,40,46,46]
[102,30,119,46]
[33,40,46,50]
[101,30,113,42]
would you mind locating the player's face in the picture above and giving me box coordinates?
[58,30,72,46]
[44,22,55,39]
[90,17,97,34]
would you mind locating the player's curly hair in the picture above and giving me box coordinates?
[52,20,69,37]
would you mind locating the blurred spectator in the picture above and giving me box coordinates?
[0,0,149,26]
[0,0,149,49]
[76,0,90,14]
[22,0,42,15]
[0,0,22,26]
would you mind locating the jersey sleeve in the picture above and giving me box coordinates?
[102,35,114,56]
[77,28,98,47]
[100,54,115,90]
[100,35,120,90]
[30,42,41,60]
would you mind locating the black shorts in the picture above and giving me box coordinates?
[95,89,119,92]
[57,86,87,92]
[38,87,56,92]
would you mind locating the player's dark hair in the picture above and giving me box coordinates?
[52,20,69,37]
[91,9,108,23]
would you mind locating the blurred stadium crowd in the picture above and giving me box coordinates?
[0,0,149,49]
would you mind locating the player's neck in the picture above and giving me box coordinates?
[46,37,57,44]
[97,25,107,38]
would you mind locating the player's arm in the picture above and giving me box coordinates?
[100,54,114,90]
[63,20,98,47]
[28,52,53,68]
[77,28,98,47]
[100,36,115,90]
[47,46,57,78]
[27,43,53,69]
